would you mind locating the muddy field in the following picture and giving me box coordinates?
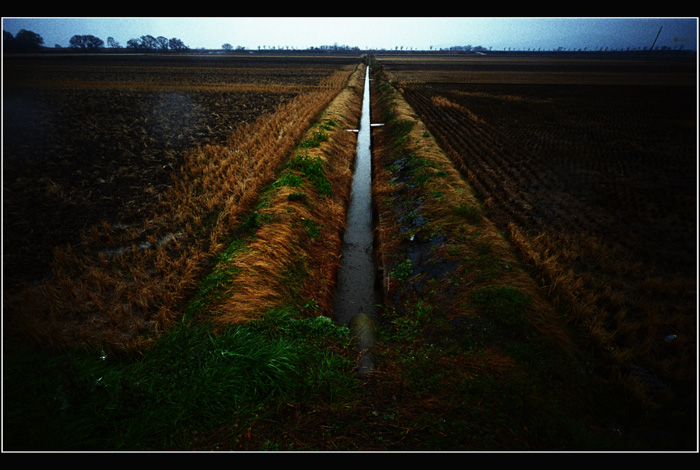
[3,53,358,289]
[377,52,697,416]
[399,80,696,276]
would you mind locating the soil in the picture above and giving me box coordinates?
[377,54,698,442]
[2,87,295,288]
[399,81,697,280]
[2,53,356,290]
[2,51,696,451]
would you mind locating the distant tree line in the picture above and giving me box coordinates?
[3,29,44,52]
[444,45,490,52]
[3,29,189,52]
[69,34,104,50]
[3,28,693,54]
[125,35,189,51]
[222,43,246,51]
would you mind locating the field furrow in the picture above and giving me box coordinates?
[381,53,696,439]
[3,54,358,352]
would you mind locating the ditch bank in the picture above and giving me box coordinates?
[185,64,367,329]
[359,61,634,449]
[332,65,381,375]
[369,62,580,349]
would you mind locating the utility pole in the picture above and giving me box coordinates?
[647,26,663,59]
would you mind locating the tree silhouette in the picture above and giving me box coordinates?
[107,37,121,48]
[69,34,104,50]
[156,36,169,50]
[126,35,188,51]
[168,38,188,51]
[4,29,44,52]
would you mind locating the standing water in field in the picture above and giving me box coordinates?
[333,66,378,369]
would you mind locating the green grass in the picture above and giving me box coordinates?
[301,217,321,240]
[317,119,338,131]
[298,130,329,148]
[3,307,356,451]
[287,152,332,196]
[472,285,531,327]
[452,202,484,224]
[272,172,304,189]
[391,257,413,281]
[183,238,248,322]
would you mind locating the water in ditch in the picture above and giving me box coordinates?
[332,65,378,336]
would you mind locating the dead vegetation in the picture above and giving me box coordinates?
[200,66,365,325]
[2,51,695,450]
[3,54,357,353]
[371,67,581,360]
[378,53,697,431]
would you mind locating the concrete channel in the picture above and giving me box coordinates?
[332,65,380,376]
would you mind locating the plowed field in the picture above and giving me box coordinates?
[378,52,697,425]
[3,53,357,288]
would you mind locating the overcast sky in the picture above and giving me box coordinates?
[2,17,697,51]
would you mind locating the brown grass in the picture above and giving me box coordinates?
[5,78,321,94]
[5,66,357,354]
[207,66,366,325]
[383,55,696,422]
[506,221,697,413]
[372,73,581,357]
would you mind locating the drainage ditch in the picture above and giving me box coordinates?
[332,65,381,375]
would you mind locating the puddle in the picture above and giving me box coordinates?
[333,65,379,328]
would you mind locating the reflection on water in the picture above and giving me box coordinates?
[333,66,377,326]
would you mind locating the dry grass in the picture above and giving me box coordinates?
[5,79,320,94]
[381,54,696,426]
[430,95,485,124]
[507,222,697,413]
[372,75,580,357]
[207,66,366,325]
[5,67,356,354]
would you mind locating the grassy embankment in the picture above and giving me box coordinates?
[4,58,688,451]
[5,65,354,353]
[363,59,694,451]
[334,61,623,451]
[3,63,365,451]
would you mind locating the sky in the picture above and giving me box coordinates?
[2,17,697,52]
